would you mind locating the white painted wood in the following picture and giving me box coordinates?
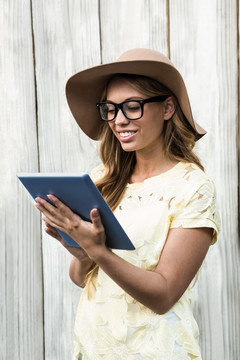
[31,0,101,358]
[1,0,239,359]
[100,0,169,62]
[0,0,43,359]
[170,1,240,359]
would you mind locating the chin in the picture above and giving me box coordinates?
[120,143,138,152]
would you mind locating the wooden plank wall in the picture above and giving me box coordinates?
[1,0,239,359]
[0,1,44,359]
[170,2,239,360]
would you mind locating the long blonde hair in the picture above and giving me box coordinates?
[84,74,204,289]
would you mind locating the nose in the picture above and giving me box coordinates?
[114,108,130,125]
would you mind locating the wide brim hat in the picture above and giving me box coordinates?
[66,48,206,140]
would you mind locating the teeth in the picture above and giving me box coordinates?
[119,131,136,137]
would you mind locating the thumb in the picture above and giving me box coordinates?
[90,208,102,228]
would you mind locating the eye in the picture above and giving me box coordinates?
[125,101,141,112]
[108,103,116,110]
[99,102,116,120]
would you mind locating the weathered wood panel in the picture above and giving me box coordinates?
[31,0,101,358]
[100,0,169,62]
[1,0,239,359]
[169,0,240,359]
[0,1,43,359]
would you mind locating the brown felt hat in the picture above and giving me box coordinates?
[66,48,206,140]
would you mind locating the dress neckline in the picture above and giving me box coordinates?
[126,161,183,188]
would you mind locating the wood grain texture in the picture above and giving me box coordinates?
[169,0,240,359]
[1,0,239,359]
[31,0,101,358]
[100,0,169,62]
[0,0,43,359]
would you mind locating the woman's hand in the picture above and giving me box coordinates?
[43,220,89,261]
[35,194,107,260]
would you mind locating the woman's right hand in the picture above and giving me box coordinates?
[44,220,95,288]
[44,221,90,262]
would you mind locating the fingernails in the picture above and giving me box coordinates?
[92,209,99,217]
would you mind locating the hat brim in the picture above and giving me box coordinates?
[66,60,206,140]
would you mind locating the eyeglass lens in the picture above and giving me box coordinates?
[99,101,142,121]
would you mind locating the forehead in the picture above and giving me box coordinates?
[106,77,145,101]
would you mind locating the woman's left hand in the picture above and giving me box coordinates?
[35,194,107,259]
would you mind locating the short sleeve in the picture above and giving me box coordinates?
[170,180,220,245]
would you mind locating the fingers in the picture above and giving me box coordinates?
[90,208,103,230]
[89,209,106,251]
[35,194,66,215]
[37,200,105,251]
[44,220,73,249]
[46,194,64,209]
[45,227,61,240]
[44,221,62,241]
[35,197,57,222]
[35,195,68,228]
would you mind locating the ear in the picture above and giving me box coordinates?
[163,96,176,120]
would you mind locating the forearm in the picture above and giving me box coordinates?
[35,196,210,311]
[92,247,169,314]
[69,256,94,288]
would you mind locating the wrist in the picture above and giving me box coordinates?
[74,255,93,268]
[88,245,111,264]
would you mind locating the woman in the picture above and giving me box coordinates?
[35,49,220,359]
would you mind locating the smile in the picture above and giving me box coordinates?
[119,131,137,138]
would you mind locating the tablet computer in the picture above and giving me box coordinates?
[17,173,135,250]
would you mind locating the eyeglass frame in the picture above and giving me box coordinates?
[96,95,169,122]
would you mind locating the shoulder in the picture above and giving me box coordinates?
[172,162,215,199]
[90,163,106,183]
[177,162,210,183]
[169,162,220,243]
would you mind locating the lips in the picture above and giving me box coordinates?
[119,131,137,138]
[116,130,138,142]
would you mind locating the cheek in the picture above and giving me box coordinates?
[108,122,118,139]
[108,122,115,133]
[144,120,165,140]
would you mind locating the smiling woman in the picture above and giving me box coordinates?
[105,77,172,154]
[36,48,220,360]
[94,73,205,209]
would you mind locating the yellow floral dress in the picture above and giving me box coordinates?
[73,161,220,360]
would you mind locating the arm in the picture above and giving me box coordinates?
[69,256,94,288]
[88,224,212,314]
[42,220,94,288]
[36,195,212,313]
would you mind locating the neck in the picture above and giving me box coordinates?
[130,149,178,183]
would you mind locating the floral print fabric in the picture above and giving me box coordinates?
[73,162,220,360]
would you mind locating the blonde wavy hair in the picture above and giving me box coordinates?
[85,74,204,290]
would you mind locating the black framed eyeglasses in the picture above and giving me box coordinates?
[96,95,169,122]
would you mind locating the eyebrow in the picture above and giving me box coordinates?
[105,96,145,102]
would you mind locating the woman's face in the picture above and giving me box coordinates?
[106,77,175,155]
